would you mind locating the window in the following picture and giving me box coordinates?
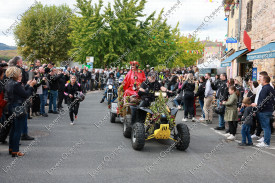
[245,0,253,32]
[231,5,235,18]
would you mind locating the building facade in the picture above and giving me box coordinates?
[222,0,275,80]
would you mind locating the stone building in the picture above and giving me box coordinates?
[221,0,275,80]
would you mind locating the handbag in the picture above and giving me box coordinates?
[214,105,225,114]
[12,105,27,118]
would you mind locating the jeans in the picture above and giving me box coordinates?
[198,99,205,118]
[49,90,58,112]
[173,99,180,107]
[257,112,273,145]
[217,99,225,127]
[86,80,90,91]
[241,124,252,144]
[22,113,28,135]
[9,104,26,152]
[39,89,48,114]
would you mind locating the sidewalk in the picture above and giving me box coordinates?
[190,106,275,155]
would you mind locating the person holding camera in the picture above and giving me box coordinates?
[5,67,36,157]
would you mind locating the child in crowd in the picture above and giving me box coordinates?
[223,86,239,140]
[239,97,253,146]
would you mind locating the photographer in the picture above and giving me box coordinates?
[5,67,36,157]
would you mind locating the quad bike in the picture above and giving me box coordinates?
[130,91,190,151]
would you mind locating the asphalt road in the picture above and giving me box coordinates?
[1,91,275,183]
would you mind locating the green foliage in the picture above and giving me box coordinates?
[14,2,73,63]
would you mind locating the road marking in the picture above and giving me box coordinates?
[211,129,275,158]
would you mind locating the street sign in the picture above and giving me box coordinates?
[252,68,257,81]
[86,56,94,63]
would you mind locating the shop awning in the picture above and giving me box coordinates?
[247,42,275,60]
[221,49,248,67]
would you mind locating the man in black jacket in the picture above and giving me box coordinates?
[47,68,62,114]
[214,73,228,130]
[57,70,69,111]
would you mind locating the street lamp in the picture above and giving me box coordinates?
[225,6,231,18]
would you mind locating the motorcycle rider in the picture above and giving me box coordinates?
[100,72,117,103]
[64,75,82,125]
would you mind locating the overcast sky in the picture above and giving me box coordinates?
[0,0,227,46]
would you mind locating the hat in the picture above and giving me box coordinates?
[130,61,140,66]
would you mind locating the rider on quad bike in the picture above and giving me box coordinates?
[138,71,171,107]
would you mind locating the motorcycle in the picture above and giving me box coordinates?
[105,80,118,105]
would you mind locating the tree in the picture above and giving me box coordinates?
[14,3,73,63]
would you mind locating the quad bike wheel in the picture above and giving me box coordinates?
[175,123,190,151]
[131,122,145,150]
[123,119,132,138]
[110,111,116,123]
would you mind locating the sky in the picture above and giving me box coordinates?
[0,0,227,47]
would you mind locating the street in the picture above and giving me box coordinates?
[1,91,275,183]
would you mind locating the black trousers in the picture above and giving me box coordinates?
[58,90,65,109]
[250,117,262,136]
[228,121,238,135]
[32,94,40,113]
[183,94,194,118]
[68,99,80,122]
[0,113,12,142]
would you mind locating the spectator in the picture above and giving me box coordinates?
[204,73,214,124]
[195,76,206,121]
[38,67,49,117]
[181,73,195,122]
[47,68,62,114]
[223,86,239,140]
[5,67,36,157]
[239,97,253,146]
[214,73,228,130]
[252,75,275,147]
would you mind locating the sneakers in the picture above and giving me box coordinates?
[192,117,196,122]
[251,134,260,139]
[42,113,48,117]
[70,121,74,125]
[257,137,264,142]
[227,134,235,140]
[238,143,247,146]
[53,111,59,114]
[214,126,225,130]
[256,141,269,148]
[48,110,53,113]
[100,99,104,103]
[206,120,212,124]
[224,133,231,137]
[199,117,205,121]
[182,118,188,122]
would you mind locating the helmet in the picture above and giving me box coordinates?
[75,91,85,102]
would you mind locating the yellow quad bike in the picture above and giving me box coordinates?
[131,91,190,151]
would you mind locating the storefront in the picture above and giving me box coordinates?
[247,42,275,80]
[220,48,249,78]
